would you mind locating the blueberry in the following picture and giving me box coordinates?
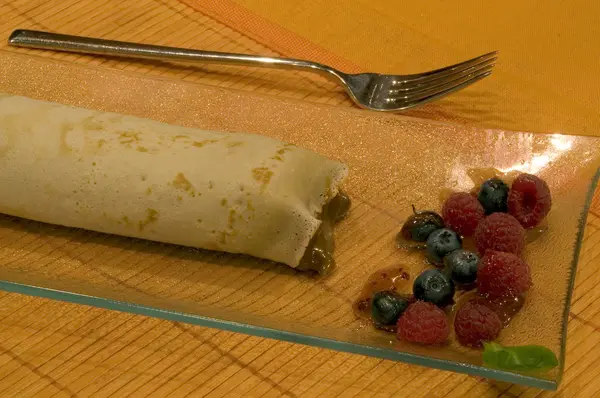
[478,178,509,214]
[400,207,445,243]
[425,228,462,266]
[444,249,480,286]
[371,291,410,326]
[413,269,455,307]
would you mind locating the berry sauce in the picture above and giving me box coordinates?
[395,232,427,250]
[525,219,549,243]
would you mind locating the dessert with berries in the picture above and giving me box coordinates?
[355,170,556,366]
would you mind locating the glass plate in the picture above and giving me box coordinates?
[1,51,599,391]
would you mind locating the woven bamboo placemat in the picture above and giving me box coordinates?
[1,1,599,397]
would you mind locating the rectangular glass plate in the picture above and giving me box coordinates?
[1,51,599,390]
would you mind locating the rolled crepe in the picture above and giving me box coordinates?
[0,93,348,271]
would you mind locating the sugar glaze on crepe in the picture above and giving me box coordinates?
[0,94,349,273]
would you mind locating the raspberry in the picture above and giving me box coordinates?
[442,192,485,237]
[477,251,531,299]
[454,300,502,347]
[397,301,449,345]
[508,173,552,228]
[474,213,525,255]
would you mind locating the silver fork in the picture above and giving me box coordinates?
[8,29,497,112]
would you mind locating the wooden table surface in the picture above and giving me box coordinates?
[1,1,600,397]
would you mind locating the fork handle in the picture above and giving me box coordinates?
[8,29,344,81]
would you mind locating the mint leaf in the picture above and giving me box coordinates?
[482,342,558,372]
